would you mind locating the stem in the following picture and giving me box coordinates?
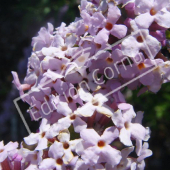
[14,161,21,170]
[1,158,11,170]
[88,111,96,127]
[98,115,111,126]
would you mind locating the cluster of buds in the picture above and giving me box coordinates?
[1,0,170,169]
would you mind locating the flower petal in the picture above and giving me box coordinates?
[0,151,7,162]
[35,137,48,150]
[94,28,109,45]
[57,129,70,143]
[119,127,132,146]
[135,13,154,29]
[65,34,77,47]
[49,141,64,159]
[73,117,87,133]
[110,24,127,39]
[57,102,72,116]
[78,88,93,102]
[155,9,170,28]
[24,133,39,145]
[141,35,161,59]
[39,118,50,132]
[80,129,100,146]
[121,36,140,58]
[77,103,95,117]
[39,158,56,170]
[130,123,146,140]
[101,126,119,144]
[101,145,121,167]
[81,146,99,165]
[4,142,18,152]
[111,109,124,128]
[96,104,113,117]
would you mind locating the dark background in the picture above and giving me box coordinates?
[0,0,170,169]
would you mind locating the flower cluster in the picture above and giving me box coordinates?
[1,0,170,169]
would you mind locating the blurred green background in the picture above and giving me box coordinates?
[0,0,170,169]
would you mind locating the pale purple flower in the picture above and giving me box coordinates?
[77,88,114,117]
[57,130,82,164]
[45,33,77,59]
[121,20,161,58]
[11,71,31,97]
[24,53,41,86]
[132,142,152,170]
[80,10,105,36]
[39,141,77,170]
[134,0,170,29]
[9,0,169,169]
[24,118,50,150]
[78,127,121,167]
[113,0,135,6]
[58,112,87,133]
[111,104,147,146]
[32,23,54,52]
[112,146,134,170]
[94,3,127,44]
[160,61,170,83]
[0,141,18,163]
[20,148,43,170]
[74,159,105,170]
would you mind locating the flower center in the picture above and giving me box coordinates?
[61,64,66,70]
[150,8,157,16]
[125,122,130,130]
[85,25,89,31]
[78,56,86,63]
[61,46,67,51]
[33,154,38,160]
[63,142,70,149]
[117,161,124,168]
[97,140,105,148]
[67,97,73,103]
[92,99,99,106]
[53,80,57,84]
[70,114,76,120]
[106,57,113,64]
[48,138,56,143]
[96,43,101,49]
[65,55,72,59]
[56,158,63,165]
[0,149,4,153]
[41,132,46,138]
[105,22,113,31]
[34,107,39,111]
[83,78,88,83]
[136,36,144,43]
[45,95,50,101]
[138,63,145,70]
